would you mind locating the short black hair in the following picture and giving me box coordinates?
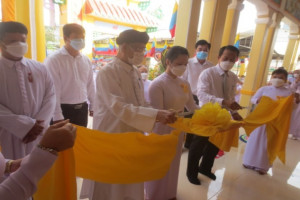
[219,45,240,57]
[272,68,288,78]
[63,23,85,37]
[195,40,211,50]
[0,21,28,40]
[162,46,189,69]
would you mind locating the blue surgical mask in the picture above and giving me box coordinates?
[70,39,85,51]
[196,51,208,60]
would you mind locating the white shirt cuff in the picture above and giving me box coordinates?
[53,112,64,121]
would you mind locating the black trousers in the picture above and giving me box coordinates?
[61,102,88,127]
[184,95,199,148]
[186,135,219,178]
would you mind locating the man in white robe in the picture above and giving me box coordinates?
[81,29,177,200]
[243,68,292,174]
[0,21,55,160]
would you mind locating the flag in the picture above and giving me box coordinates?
[163,40,168,49]
[234,33,240,49]
[108,39,115,50]
[169,1,178,38]
[150,39,156,57]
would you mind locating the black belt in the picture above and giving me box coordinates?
[61,102,87,109]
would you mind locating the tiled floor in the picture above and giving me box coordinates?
[78,125,300,199]
[176,132,300,200]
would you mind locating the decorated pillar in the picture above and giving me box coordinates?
[289,38,300,71]
[35,0,46,62]
[2,0,46,61]
[198,0,216,41]
[254,12,283,88]
[261,12,284,86]
[15,0,32,58]
[174,0,202,56]
[238,56,246,76]
[221,0,244,46]
[198,0,231,64]
[1,0,16,21]
[239,2,271,117]
[282,24,300,71]
[59,2,68,47]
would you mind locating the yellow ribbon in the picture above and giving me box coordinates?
[34,96,293,199]
[240,89,256,96]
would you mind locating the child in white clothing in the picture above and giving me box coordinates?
[243,68,292,174]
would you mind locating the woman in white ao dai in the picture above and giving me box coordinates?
[145,46,198,200]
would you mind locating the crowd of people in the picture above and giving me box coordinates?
[0,20,299,200]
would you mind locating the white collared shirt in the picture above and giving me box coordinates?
[44,47,95,121]
[181,57,214,95]
[197,65,238,106]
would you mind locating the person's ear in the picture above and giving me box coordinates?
[119,44,127,53]
[64,36,69,43]
[166,59,171,66]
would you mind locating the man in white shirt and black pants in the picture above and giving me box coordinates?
[182,40,214,148]
[187,45,243,185]
[45,23,95,127]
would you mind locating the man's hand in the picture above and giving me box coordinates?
[39,120,76,152]
[223,100,243,110]
[52,119,65,124]
[23,120,44,144]
[156,110,177,124]
[231,113,243,121]
[10,159,22,173]
[89,110,94,117]
[229,102,243,110]
[4,159,22,174]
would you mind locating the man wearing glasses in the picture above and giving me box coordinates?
[80,29,177,200]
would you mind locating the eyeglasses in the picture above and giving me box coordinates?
[129,45,146,53]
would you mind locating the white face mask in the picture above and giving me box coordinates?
[220,61,235,71]
[141,72,148,80]
[70,39,85,51]
[5,41,28,58]
[128,51,144,66]
[270,78,285,87]
[171,65,187,77]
